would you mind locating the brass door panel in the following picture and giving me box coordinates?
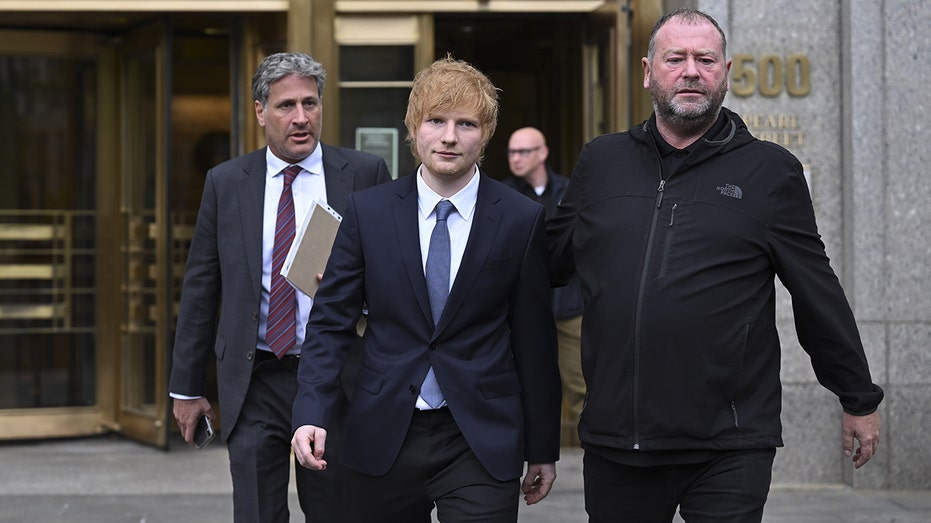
[115,19,173,449]
[0,31,103,439]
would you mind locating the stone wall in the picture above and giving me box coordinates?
[692,0,931,489]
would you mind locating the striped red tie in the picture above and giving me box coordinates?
[266,164,300,358]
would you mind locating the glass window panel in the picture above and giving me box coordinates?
[340,87,416,178]
[120,48,158,416]
[339,46,414,82]
[0,55,97,409]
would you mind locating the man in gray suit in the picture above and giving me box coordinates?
[169,52,390,523]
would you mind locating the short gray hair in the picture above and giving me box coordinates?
[647,8,727,63]
[251,52,327,106]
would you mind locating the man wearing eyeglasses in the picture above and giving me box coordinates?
[504,127,585,447]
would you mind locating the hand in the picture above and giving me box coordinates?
[172,397,213,446]
[521,462,556,505]
[843,411,880,468]
[292,425,329,470]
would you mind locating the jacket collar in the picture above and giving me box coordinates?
[633,106,747,150]
[632,107,750,175]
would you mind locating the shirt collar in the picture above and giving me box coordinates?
[265,142,324,178]
[416,165,480,222]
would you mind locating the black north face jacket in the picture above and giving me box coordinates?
[547,108,882,453]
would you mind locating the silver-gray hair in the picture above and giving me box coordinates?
[251,52,327,106]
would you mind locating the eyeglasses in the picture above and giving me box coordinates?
[507,146,542,157]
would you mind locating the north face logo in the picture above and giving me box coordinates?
[716,183,743,199]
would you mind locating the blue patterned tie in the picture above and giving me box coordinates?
[421,200,454,408]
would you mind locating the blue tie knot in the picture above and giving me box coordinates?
[435,200,454,222]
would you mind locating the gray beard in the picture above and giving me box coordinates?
[653,98,722,136]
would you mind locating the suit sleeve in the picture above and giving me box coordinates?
[767,159,883,415]
[169,168,222,397]
[511,205,562,463]
[293,192,367,431]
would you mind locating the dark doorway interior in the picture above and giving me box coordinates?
[434,13,586,180]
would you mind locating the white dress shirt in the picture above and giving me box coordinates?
[259,145,328,355]
[414,165,479,409]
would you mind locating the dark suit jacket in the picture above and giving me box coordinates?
[169,145,390,440]
[293,172,561,481]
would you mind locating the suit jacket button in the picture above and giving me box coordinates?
[409,385,416,394]
[251,312,258,321]
[247,351,255,361]
[429,343,438,351]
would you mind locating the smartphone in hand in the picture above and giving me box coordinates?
[193,415,215,449]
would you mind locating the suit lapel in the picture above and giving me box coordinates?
[238,149,268,303]
[240,145,352,304]
[321,144,353,212]
[435,174,502,334]
[392,175,435,328]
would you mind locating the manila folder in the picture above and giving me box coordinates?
[281,200,343,298]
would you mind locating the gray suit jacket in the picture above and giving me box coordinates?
[170,144,390,439]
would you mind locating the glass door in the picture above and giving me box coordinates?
[0,13,260,446]
[114,14,245,447]
[0,30,104,439]
[115,19,173,448]
[584,13,618,141]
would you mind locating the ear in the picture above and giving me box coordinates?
[642,57,651,89]
[540,145,550,162]
[254,100,266,127]
[725,57,733,90]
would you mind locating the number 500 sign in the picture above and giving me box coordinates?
[730,54,811,97]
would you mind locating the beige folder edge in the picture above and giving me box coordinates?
[281,200,342,299]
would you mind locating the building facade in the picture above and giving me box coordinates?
[0,0,927,490]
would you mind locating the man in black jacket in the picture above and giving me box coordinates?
[547,8,882,522]
[504,127,585,446]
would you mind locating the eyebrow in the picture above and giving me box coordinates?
[665,47,718,57]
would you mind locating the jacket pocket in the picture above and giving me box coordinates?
[727,323,752,404]
[479,370,521,399]
[214,337,226,360]
[355,365,384,395]
[658,203,678,278]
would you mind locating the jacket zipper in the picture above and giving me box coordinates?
[659,203,678,277]
[632,178,667,450]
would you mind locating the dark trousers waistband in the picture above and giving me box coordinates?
[254,349,300,371]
